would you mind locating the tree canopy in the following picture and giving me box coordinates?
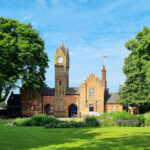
[0,17,49,102]
[118,26,150,112]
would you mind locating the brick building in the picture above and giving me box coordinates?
[20,42,123,117]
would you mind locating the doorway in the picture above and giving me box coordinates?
[69,104,77,117]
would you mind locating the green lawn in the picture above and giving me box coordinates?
[0,120,150,150]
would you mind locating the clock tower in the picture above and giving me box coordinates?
[54,42,69,117]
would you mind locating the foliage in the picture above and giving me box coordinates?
[98,112,144,127]
[13,115,99,128]
[13,118,31,126]
[144,112,150,126]
[0,17,49,102]
[0,101,7,107]
[30,114,56,126]
[97,117,116,127]
[1,120,150,150]
[85,116,99,127]
[115,120,140,127]
[45,121,86,128]
[99,111,136,120]
[13,114,56,126]
[118,26,150,113]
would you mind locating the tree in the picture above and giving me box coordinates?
[118,26,150,113]
[0,17,49,102]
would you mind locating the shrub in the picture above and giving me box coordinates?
[45,120,86,128]
[144,112,150,126]
[98,117,116,127]
[45,120,61,128]
[13,114,56,126]
[99,111,144,127]
[100,111,138,120]
[116,120,140,127]
[13,118,32,126]
[85,116,99,127]
[30,114,56,126]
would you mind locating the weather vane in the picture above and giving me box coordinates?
[102,55,107,65]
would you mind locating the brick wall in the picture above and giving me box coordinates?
[105,104,123,113]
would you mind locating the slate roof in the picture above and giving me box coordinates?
[67,87,79,95]
[42,87,79,96]
[106,93,119,104]
[42,87,55,96]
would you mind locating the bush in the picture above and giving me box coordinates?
[85,116,99,127]
[100,111,137,120]
[30,114,56,126]
[98,117,116,127]
[45,120,86,128]
[98,111,144,127]
[116,120,140,127]
[45,120,61,128]
[13,118,32,126]
[144,112,150,126]
[13,114,56,126]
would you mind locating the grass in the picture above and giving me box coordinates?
[0,120,150,150]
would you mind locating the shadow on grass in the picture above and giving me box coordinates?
[0,122,150,150]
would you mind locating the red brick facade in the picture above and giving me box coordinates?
[20,43,123,117]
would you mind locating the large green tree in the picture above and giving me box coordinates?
[0,17,49,102]
[118,26,150,113]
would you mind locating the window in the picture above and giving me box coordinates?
[28,89,33,100]
[89,88,94,98]
[89,104,94,112]
[111,106,115,112]
[59,81,61,86]
[50,105,53,112]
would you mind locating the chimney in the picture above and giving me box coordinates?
[101,65,106,81]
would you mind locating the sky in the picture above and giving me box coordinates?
[1,0,150,92]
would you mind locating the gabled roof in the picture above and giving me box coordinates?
[42,87,79,96]
[80,73,101,87]
[106,93,119,104]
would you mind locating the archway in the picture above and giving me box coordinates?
[45,104,54,115]
[89,104,94,112]
[69,104,77,117]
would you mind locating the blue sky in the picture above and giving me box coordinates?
[1,0,150,92]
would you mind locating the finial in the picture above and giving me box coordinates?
[102,55,107,65]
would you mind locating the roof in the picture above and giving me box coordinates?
[106,93,119,104]
[42,87,55,96]
[67,87,79,95]
[42,87,79,96]
[7,93,20,106]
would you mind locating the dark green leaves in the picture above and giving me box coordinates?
[118,26,150,112]
[0,17,49,102]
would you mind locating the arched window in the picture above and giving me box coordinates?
[89,104,94,112]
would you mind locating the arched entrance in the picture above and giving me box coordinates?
[69,104,77,117]
[89,104,94,112]
[45,104,54,115]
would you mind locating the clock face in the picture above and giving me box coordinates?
[57,56,64,63]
